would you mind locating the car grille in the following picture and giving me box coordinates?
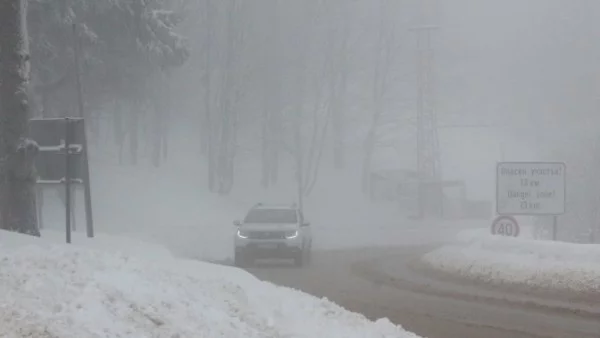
[247,231,286,240]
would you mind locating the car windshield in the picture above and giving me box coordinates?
[244,209,297,224]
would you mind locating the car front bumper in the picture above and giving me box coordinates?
[235,240,303,259]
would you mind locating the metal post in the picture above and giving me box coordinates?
[552,215,558,241]
[72,26,94,238]
[65,118,72,244]
[72,23,86,236]
[410,0,442,219]
[71,187,77,232]
[72,23,85,119]
[78,119,95,238]
[36,187,44,230]
[294,118,304,214]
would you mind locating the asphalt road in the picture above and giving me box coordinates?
[246,246,600,338]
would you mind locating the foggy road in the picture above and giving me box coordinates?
[247,246,600,338]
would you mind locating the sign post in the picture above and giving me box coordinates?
[495,162,566,239]
[553,215,558,241]
[65,118,72,244]
[30,118,95,242]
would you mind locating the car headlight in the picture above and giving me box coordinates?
[285,230,299,239]
[236,229,249,239]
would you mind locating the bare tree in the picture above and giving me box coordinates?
[327,0,350,170]
[0,0,40,236]
[203,0,218,191]
[287,0,332,207]
[113,99,126,164]
[289,107,329,209]
[150,71,170,167]
[206,0,246,194]
[362,0,395,195]
[260,0,282,188]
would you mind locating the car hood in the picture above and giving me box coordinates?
[240,223,299,231]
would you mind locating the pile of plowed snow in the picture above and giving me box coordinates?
[421,228,600,294]
[0,230,419,338]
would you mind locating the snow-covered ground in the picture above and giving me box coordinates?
[0,229,419,338]
[421,227,600,294]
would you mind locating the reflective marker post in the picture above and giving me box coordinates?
[552,215,558,241]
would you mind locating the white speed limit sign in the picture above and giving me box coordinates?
[491,215,520,237]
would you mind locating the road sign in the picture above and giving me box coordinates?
[30,117,94,240]
[30,118,86,183]
[496,162,566,215]
[491,215,520,237]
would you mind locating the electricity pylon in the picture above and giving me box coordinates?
[411,0,442,218]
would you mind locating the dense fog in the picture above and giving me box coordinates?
[27,0,600,258]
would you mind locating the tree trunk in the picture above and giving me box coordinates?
[333,2,349,170]
[269,111,279,185]
[160,78,169,163]
[113,100,125,165]
[150,75,169,168]
[217,111,232,194]
[361,127,376,196]
[362,0,389,196]
[332,91,345,170]
[304,115,329,196]
[0,0,40,236]
[261,0,281,187]
[362,85,385,195]
[261,46,271,188]
[261,106,270,188]
[201,0,213,157]
[207,114,217,192]
[294,117,304,212]
[151,105,162,167]
[215,0,240,195]
[129,105,139,165]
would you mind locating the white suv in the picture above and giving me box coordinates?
[233,203,312,267]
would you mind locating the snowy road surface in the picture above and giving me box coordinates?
[247,246,600,338]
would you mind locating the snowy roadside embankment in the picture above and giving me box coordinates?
[0,230,419,338]
[420,227,600,295]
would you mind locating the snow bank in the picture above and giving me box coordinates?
[453,223,535,243]
[421,230,600,294]
[0,230,419,338]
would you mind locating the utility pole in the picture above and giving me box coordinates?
[411,0,442,218]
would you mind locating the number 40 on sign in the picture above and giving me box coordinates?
[491,215,520,237]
